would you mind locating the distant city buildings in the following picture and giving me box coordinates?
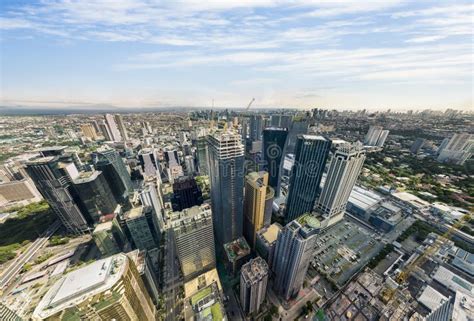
[437,133,473,165]
[364,125,389,147]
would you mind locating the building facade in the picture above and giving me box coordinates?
[262,127,288,197]
[243,171,269,248]
[240,257,269,316]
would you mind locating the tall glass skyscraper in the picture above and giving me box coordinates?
[316,142,366,227]
[262,127,288,197]
[249,115,263,142]
[284,135,331,222]
[207,131,245,249]
[26,157,89,234]
[273,214,320,300]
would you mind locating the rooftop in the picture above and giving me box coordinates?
[241,257,269,286]
[125,206,145,219]
[93,221,113,233]
[258,223,281,244]
[73,171,101,184]
[224,237,250,261]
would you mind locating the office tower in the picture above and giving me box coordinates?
[286,118,309,155]
[255,223,281,270]
[285,135,331,222]
[262,127,288,196]
[273,214,320,301]
[364,125,382,146]
[104,113,122,141]
[271,114,292,129]
[207,130,245,248]
[197,137,209,175]
[164,149,180,165]
[72,171,117,224]
[264,186,274,227]
[184,155,196,175]
[426,297,453,321]
[170,204,216,281]
[93,148,133,203]
[249,115,263,141]
[26,157,89,234]
[138,149,159,177]
[243,171,269,248]
[114,114,129,140]
[376,130,389,147]
[32,254,156,321]
[437,137,450,155]
[80,123,98,140]
[240,257,269,316]
[171,176,203,211]
[93,218,126,256]
[140,180,165,231]
[437,133,473,165]
[316,142,366,227]
[98,120,112,140]
[410,138,426,154]
[124,206,158,250]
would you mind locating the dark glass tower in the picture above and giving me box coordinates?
[93,148,133,204]
[171,176,203,211]
[72,171,118,224]
[285,118,309,155]
[249,115,263,142]
[207,131,245,249]
[26,157,89,234]
[284,135,331,222]
[262,127,288,197]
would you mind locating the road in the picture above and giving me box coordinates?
[0,220,61,290]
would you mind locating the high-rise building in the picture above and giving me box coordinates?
[26,157,89,234]
[32,253,156,321]
[316,142,366,227]
[376,130,389,147]
[98,120,112,141]
[285,135,331,222]
[249,115,263,142]
[273,214,320,301]
[271,114,292,129]
[243,171,269,248]
[264,185,274,227]
[104,113,122,142]
[184,155,196,175]
[437,133,473,165]
[124,206,158,251]
[72,171,117,224]
[114,114,129,140]
[410,138,426,154]
[93,148,133,203]
[364,125,383,146]
[138,149,159,177]
[285,118,309,155]
[170,204,216,281]
[196,137,209,175]
[207,130,245,248]
[240,257,269,316]
[0,302,22,321]
[171,176,203,211]
[262,127,288,197]
[80,123,98,140]
[92,218,126,256]
[255,223,281,270]
[140,179,165,231]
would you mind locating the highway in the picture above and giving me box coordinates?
[0,220,61,290]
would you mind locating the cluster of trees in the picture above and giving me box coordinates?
[367,244,394,269]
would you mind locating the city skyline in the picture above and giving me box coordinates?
[1,0,473,111]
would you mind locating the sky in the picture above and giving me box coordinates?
[0,0,473,111]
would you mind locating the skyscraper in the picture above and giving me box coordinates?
[171,176,203,211]
[249,114,263,142]
[26,157,89,234]
[271,114,292,129]
[32,253,156,321]
[262,127,288,197]
[72,170,118,224]
[93,148,133,203]
[364,125,383,146]
[98,120,112,141]
[170,204,216,281]
[273,214,320,301]
[285,135,331,222]
[140,179,165,231]
[437,133,473,165]
[104,113,122,142]
[138,149,159,177]
[80,123,98,140]
[114,114,129,140]
[285,118,309,155]
[316,142,366,227]
[243,171,269,248]
[124,206,158,251]
[207,130,245,249]
[196,136,209,175]
[240,257,269,316]
[410,138,426,154]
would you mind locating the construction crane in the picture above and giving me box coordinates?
[246,98,255,110]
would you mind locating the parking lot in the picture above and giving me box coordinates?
[310,219,384,287]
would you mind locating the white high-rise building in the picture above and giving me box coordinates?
[104,114,122,142]
[316,142,366,227]
[364,126,389,147]
[140,179,165,230]
[376,130,389,147]
[114,114,129,140]
[437,133,473,165]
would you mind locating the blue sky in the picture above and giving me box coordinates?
[0,0,472,110]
